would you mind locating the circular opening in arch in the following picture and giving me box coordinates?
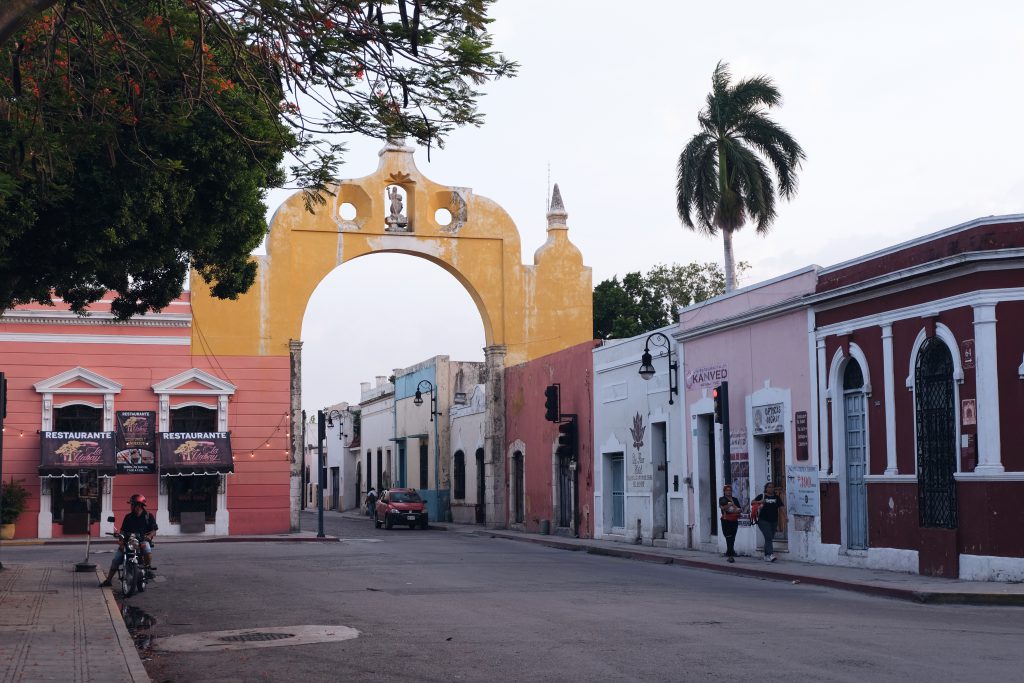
[435,208,453,227]
[339,203,357,221]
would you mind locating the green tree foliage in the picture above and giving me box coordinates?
[676,61,804,292]
[0,1,515,316]
[593,261,748,340]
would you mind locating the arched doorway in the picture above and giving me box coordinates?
[843,358,868,549]
[915,337,957,529]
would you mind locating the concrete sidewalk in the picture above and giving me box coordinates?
[338,510,1024,606]
[0,562,149,683]
[1,531,339,547]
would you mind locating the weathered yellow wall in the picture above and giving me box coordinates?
[190,140,592,367]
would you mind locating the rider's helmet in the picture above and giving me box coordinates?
[128,493,147,507]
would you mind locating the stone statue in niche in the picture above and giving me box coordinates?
[384,185,410,231]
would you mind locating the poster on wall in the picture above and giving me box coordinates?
[626,413,652,491]
[786,465,820,516]
[158,431,234,475]
[39,431,116,475]
[115,411,157,474]
[728,428,750,514]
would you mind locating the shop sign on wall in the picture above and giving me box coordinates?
[115,411,156,474]
[753,403,784,435]
[685,363,728,389]
[786,465,819,516]
[794,411,809,460]
[961,339,975,370]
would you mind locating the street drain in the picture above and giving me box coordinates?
[219,632,295,643]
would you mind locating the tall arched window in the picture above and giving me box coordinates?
[843,358,868,549]
[453,451,466,499]
[915,337,957,528]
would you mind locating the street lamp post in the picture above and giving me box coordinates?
[317,408,347,535]
[638,331,679,404]
[413,379,442,495]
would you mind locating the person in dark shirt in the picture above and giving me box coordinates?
[718,484,741,562]
[752,482,785,562]
[99,493,158,587]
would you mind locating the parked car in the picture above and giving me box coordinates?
[374,488,429,530]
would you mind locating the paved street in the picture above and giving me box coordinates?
[4,513,1024,682]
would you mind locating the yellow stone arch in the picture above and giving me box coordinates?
[190,139,592,365]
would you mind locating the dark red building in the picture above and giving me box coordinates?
[811,214,1024,579]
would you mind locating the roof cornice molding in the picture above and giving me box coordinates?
[817,213,1024,276]
[1,309,191,328]
[810,249,1024,310]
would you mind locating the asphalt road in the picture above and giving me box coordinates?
[5,512,1024,682]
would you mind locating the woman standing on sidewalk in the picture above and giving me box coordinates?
[752,483,785,562]
[718,485,741,563]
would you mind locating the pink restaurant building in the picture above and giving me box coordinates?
[0,295,291,539]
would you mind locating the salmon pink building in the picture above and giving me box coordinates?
[504,341,597,537]
[0,295,290,539]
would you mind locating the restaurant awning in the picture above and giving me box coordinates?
[39,431,117,477]
[158,431,234,476]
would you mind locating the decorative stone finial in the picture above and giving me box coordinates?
[378,137,414,157]
[547,183,568,229]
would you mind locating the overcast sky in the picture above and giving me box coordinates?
[284,1,1024,412]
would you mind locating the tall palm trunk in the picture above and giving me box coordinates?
[717,142,737,292]
[722,229,736,292]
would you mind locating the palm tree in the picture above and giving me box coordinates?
[676,61,805,291]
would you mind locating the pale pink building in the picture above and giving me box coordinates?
[0,295,290,539]
[677,267,818,558]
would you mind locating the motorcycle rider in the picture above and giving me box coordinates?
[99,493,158,587]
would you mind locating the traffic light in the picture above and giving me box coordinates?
[556,417,577,457]
[544,384,560,422]
[713,381,729,424]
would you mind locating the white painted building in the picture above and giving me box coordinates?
[592,325,687,546]
[358,376,396,508]
[322,402,359,512]
[449,384,487,524]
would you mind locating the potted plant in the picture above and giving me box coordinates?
[1,478,29,540]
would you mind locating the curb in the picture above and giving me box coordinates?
[96,568,152,683]
[477,531,1023,607]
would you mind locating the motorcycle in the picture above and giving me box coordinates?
[106,516,152,597]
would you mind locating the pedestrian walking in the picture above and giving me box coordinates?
[752,482,785,562]
[370,485,382,518]
[719,484,741,562]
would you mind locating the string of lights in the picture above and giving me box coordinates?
[239,412,292,460]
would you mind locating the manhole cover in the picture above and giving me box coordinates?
[154,624,360,652]
[220,632,295,642]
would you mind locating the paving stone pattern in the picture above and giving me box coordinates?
[0,563,147,683]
